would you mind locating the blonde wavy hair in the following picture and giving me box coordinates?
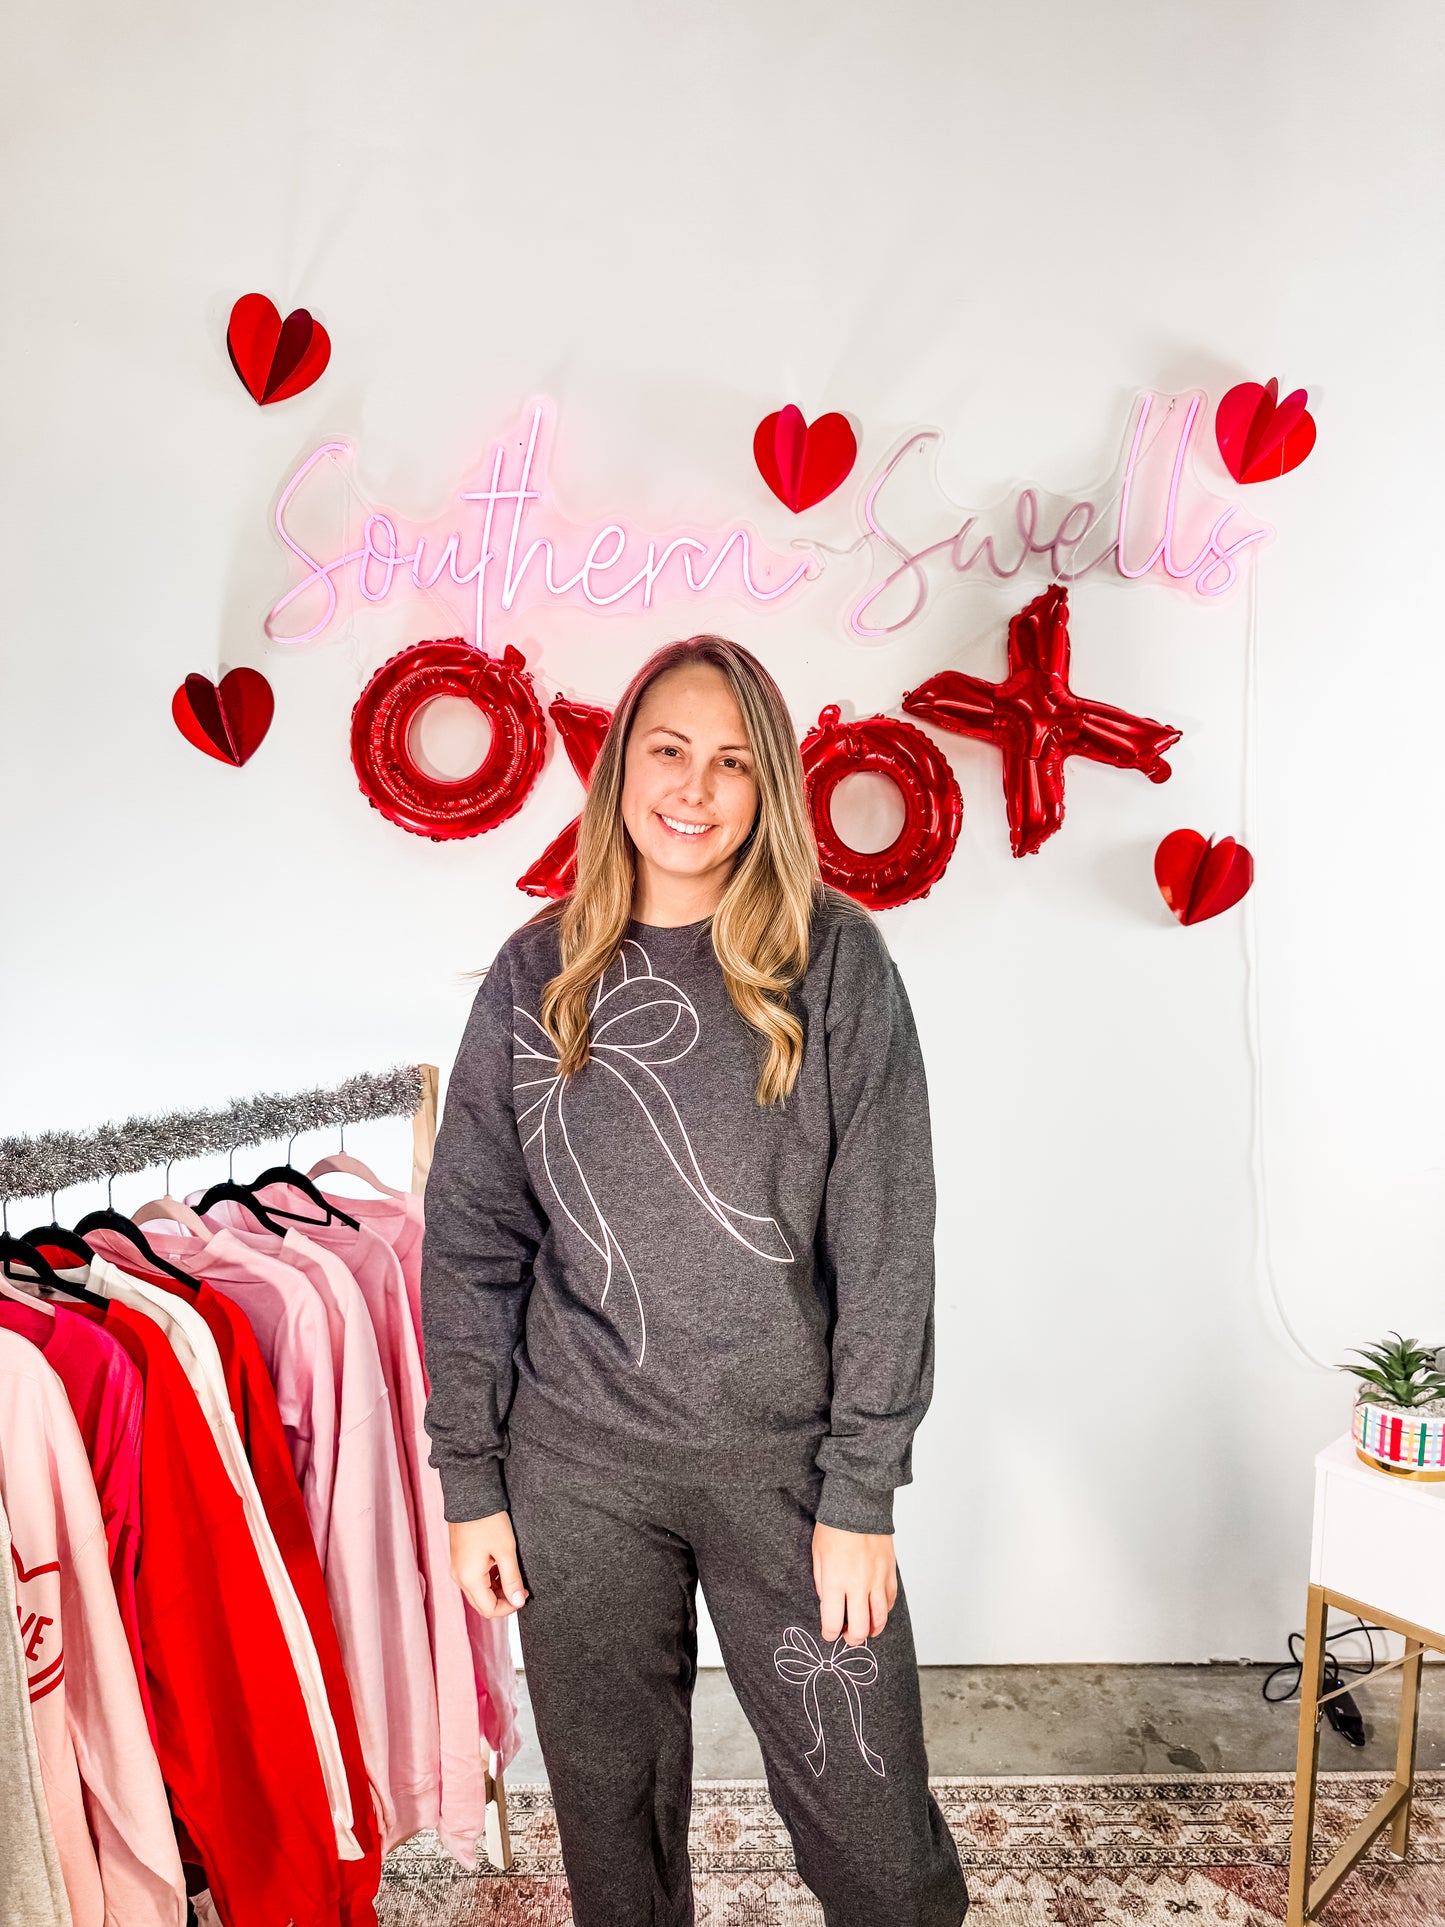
[513,635,826,1105]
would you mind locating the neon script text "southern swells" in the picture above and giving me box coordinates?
[265,401,814,648]
[848,393,1271,637]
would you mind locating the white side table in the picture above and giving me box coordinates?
[1288,1432,1445,1924]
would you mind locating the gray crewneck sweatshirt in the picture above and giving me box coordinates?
[419,883,938,1534]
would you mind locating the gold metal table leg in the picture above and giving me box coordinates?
[1287,1587,1437,1920]
[1287,1583,1329,1927]
[1389,1638,1424,1859]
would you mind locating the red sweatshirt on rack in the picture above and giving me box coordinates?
[96,1251,382,1927]
[73,1296,345,1927]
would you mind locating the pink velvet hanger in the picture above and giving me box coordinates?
[132,1195,210,1236]
[305,1149,407,1201]
[132,1151,212,1237]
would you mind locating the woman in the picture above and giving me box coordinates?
[420,635,968,1927]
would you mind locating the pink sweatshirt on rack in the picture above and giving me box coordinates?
[134,1228,339,1560]
[0,1329,186,1927]
[320,1190,521,1775]
[321,1192,425,1368]
[259,1195,519,1846]
[0,1296,151,1743]
[232,1223,440,1848]
[150,1217,439,1853]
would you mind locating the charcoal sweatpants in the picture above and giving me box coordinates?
[502,1431,969,1927]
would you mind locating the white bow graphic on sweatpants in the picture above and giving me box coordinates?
[773,1626,887,1778]
[512,935,793,1367]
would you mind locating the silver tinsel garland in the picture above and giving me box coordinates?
[0,1065,424,1203]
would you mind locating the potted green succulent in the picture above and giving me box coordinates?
[1343,1333,1445,1480]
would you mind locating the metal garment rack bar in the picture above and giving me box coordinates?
[0,1061,516,1871]
[0,1066,430,1204]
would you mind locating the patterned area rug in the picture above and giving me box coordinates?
[379,1773,1445,1924]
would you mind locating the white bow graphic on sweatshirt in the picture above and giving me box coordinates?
[512,935,793,1366]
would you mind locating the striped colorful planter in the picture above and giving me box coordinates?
[1353,1397,1445,1480]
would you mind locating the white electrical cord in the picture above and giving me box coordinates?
[1239,556,1334,1372]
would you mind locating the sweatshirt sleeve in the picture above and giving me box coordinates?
[421,944,551,1522]
[812,914,938,1535]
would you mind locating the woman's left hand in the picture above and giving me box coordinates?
[812,1522,897,1646]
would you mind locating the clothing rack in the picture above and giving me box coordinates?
[0,1065,440,1206]
[0,1061,519,1872]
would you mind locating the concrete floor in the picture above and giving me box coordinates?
[508,1661,1445,1780]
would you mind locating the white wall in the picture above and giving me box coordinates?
[2,0,1441,1667]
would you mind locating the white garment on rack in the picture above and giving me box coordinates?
[82,1256,363,1863]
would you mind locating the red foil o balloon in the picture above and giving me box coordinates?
[350,639,547,841]
[799,705,962,910]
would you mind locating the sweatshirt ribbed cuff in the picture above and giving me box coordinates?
[438,1454,510,1524]
[814,1467,896,1535]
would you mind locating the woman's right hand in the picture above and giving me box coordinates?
[449,1513,530,1618]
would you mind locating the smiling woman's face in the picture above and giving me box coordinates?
[620,662,759,916]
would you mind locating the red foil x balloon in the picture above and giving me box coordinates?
[516,696,614,897]
[902,585,1181,857]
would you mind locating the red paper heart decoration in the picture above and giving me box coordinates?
[1155,829,1254,925]
[1215,378,1316,485]
[226,293,331,405]
[172,668,275,766]
[753,405,857,512]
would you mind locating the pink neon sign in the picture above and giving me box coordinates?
[846,392,1273,638]
[265,400,815,647]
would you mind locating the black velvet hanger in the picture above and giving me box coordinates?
[20,1220,95,1271]
[72,1207,200,1290]
[1,1232,109,1311]
[190,1181,295,1236]
[242,1164,360,1231]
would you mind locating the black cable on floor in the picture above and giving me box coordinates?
[1261,1612,1382,1703]
[1261,1612,1385,1745]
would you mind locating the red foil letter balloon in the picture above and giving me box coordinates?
[902,585,1181,857]
[350,639,546,840]
[516,695,615,898]
[799,706,961,909]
